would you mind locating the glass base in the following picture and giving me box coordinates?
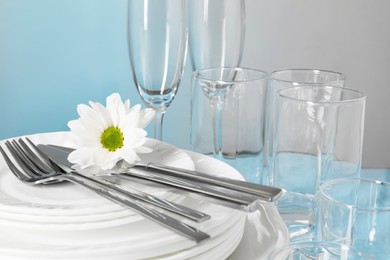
[275,191,316,241]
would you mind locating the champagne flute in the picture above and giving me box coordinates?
[188,0,246,154]
[127,0,188,140]
[188,0,245,70]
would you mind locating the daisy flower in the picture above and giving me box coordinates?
[67,93,155,170]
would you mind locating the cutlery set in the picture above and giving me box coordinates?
[0,138,282,243]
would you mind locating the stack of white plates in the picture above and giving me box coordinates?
[0,132,248,260]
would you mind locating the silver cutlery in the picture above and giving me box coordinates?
[39,144,282,204]
[22,139,210,222]
[0,139,211,243]
[117,168,266,205]
[137,162,282,201]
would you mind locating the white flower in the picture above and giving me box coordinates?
[67,93,155,170]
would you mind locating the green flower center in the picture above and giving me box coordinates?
[100,126,124,152]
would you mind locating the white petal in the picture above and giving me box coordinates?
[68,148,94,168]
[89,101,112,127]
[124,99,131,113]
[76,116,104,134]
[76,104,95,119]
[91,148,112,170]
[100,151,120,170]
[67,120,87,136]
[106,93,126,126]
[123,128,147,148]
[121,110,140,129]
[118,149,140,165]
[106,93,121,103]
[77,103,106,131]
[138,108,155,128]
[129,104,141,113]
[76,133,100,148]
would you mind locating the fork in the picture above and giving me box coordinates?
[4,138,210,222]
[0,138,211,243]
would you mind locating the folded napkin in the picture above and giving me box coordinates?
[228,200,289,260]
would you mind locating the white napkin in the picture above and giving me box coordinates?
[228,200,289,260]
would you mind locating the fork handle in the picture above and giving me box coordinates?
[71,171,210,223]
[59,174,210,243]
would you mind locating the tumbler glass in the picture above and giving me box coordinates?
[318,178,390,258]
[264,69,345,184]
[268,241,362,260]
[272,85,366,238]
[191,67,267,183]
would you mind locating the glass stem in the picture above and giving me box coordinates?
[154,110,165,140]
[211,98,223,157]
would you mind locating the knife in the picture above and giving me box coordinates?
[38,144,282,204]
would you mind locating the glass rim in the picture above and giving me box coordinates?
[277,85,366,105]
[319,178,390,212]
[270,68,345,84]
[192,66,267,84]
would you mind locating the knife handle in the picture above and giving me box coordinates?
[122,168,266,206]
[137,162,282,202]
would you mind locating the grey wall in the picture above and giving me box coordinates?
[239,0,390,168]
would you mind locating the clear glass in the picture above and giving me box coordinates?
[268,241,362,260]
[192,67,267,183]
[127,0,188,140]
[187,0,245,70]
[318,179,390,258]
[264,69,345,184]
[188,0,245,159]
[272,86,366,239]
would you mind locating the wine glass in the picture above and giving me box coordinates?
[188,0,245,70]
[127,0,188,140]
[188,0,246,154]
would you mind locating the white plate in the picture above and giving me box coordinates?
[0,217,245,260]
[0,132,192,232]
[0,132,247,259]
[0,132,193,216]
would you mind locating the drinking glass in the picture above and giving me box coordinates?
[127,0,188,140]
[191,67,267,183]
[263,69,345,184]
[268,241,362,260]
[188,0,246,155]
[318,178,390,258]
[272,85,366,239]
[188,0,245,70]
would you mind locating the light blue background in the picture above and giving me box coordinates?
[0,0,192,149]
[1,0,389,168]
